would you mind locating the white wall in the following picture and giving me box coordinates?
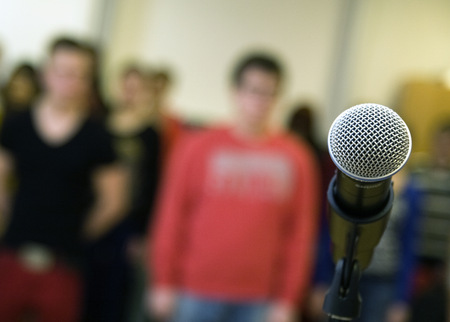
[102,0,154,99]
[0,0,105,78]
[345,0,450,109]
[104,0,345,138]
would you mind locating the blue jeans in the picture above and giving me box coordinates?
[171,293,269,322]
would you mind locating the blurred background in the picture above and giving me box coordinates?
[2,1,450,322]
[1,0,450,154]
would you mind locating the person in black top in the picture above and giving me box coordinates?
[81,65,161,322]
[0,37,127,322]
[107,65,161,322]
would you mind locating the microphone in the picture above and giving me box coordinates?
[323,103,412,320]
[327,103,412,269]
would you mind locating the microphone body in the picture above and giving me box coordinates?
[326,103,411,269]
[327,172,393,269]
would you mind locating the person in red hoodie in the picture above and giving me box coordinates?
[149,53,320,322]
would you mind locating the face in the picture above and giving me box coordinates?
[8,72,37,105]
[44,49,93,102]
[119,71,145,106]
[233,67,280,129]
[119,71,154,107]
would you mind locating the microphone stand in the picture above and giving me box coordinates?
[323,227,362,321]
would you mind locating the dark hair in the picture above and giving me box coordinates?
[435,122,450,138]
[288,104,314,135]
[153,69,172,84]
[119,63,145,78]
[49,37,95,57]
[232,53,283,87]
[9,63,40,84]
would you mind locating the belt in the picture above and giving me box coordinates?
[17,243,56,273]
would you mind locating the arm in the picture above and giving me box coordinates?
[83,163,129,240]
[150,137,194,286]
[131,128,161,235]
[0,148,13,235]
[0,116,16,235]
[395,179,421,302]
[127,129,161,262]
[274,145,321,312]
[148,137,195,318]
[387,179,422,322]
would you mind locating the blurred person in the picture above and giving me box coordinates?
[353,172,421,322]
[109,65,156,132]
[408,123,450,322]
[149,69,188,160]
[0,42,5,123]
[413,123,450,286]
[287,104,320,153]
[107,64,161,322]
[149,53,320,322]
[1,62,41,117]
[82,64,160,322]
[76,49,124,322]
[151,69,171,112]
[287,104,335,196]
[0,43,3,114]
[110,66,160,237]
[287,103,334,322]
[88,46,109,121]
[0,36,127,322]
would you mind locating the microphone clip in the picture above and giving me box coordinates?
[323,242,362,320]
[322,173,394,321]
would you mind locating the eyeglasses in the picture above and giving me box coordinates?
[238,84,278,99]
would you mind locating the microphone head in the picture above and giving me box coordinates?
[328,103,412,182]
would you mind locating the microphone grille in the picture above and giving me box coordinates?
[328,103,412,181]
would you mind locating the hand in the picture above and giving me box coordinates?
[386,302,409,322]
[304,285,329,321]
[148,287,177,320]
[267,303,297,322]
[127,236,146,263]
